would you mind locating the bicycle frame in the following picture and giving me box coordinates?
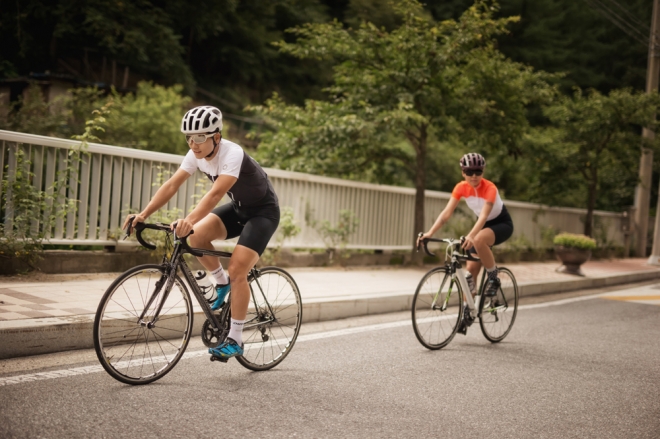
[425,238,484,319]
[132,222,276,337]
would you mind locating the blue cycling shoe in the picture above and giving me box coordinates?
[209,338,244,360]
[210,282,230,311]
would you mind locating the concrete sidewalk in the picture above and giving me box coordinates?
[1,258,660,359]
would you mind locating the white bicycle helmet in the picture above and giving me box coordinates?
[181,106,223,134]
[459,152,486,169]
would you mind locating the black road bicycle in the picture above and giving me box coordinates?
[412,237,519,349]
[93,221,303,385]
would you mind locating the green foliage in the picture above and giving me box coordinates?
[0,103,105,270]
[278,207,302,244]
[532,88,660,235]
[318,209,360,251]
[0,133,93,270]
[495,0,651,93]
[1,149,52,269]
[553,233,597,250]
[100,83,192,154]
[251,0,556,257]
[1,82,192,155]
[0,84,103,138]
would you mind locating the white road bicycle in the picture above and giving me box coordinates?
[412,237,519,349]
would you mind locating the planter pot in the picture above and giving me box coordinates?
[554,245,592,276]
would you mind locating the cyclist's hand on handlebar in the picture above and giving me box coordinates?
[417,231,432,249]
[461,234,475,250]
[171,218,194,237]
[123,214,146,232]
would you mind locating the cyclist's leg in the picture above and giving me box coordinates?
[227,245,260,320]
[469,227,495,279]
[188,204,234,272]
[210,211,279,359]
[480,221,514,296]
[191,204,244,309]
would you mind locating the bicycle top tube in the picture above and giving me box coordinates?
[418,236,480,263]
[127,221,234,259]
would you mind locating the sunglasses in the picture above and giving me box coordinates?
[463,169,483,177]
[186,133,216,144]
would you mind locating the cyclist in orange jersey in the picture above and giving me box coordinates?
[417,153,514,299]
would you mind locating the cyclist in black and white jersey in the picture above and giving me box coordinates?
[123,105,280,360]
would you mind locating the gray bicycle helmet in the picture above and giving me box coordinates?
[459,152,486,169]
[181,106,223,134]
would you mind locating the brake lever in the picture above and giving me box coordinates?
[124,216,136,240]
[416,232,424,252]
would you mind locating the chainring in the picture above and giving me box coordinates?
[201,319,223,348]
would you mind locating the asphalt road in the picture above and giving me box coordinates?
[1,286,659,439]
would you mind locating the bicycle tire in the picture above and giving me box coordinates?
[478,267,518,343]
[236,267,302,371]
[93,264,193,385]
[411,266,464,350]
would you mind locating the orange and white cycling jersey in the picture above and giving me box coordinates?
[451,179,503,221]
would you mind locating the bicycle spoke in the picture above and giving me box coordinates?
[95,265,192,384]
[236,268,301,371]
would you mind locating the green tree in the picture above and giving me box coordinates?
[100,82,192,154]
[252,0,555,258]
[0,84,103,138]
[534,88,660,236]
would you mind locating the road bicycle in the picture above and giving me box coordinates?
[412,237,519,349]
[93,221,303,385]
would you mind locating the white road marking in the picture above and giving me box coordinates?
[0,290,645,387]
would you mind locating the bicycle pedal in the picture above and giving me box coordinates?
[210,355,228,363]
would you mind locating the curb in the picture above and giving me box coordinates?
[1,270,660,360]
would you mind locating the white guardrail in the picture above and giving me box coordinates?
[0,130,627,250]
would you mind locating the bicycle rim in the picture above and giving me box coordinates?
[94,264,193,385]
[411,266,463,350]
[479,267,518,343]
[236,267,302,371]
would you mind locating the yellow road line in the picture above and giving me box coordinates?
[601,295,660,301]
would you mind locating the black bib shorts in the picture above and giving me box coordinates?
[211,184,280,256]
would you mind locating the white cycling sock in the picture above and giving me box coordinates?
[210,265,229,285]
[486,266,498,281]
[228,318,245,345]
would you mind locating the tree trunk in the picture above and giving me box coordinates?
[411,125,428,264]
[584,168,598,237]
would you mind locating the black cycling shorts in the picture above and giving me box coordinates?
[468,205,514,254]
[212,200,280,256]
[485,205,514,245]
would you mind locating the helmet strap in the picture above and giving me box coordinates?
[205,134,220,159]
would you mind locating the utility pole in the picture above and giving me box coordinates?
[635,0,660,258]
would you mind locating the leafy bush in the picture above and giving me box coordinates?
[101,82,191,154]
[553,233,597,250]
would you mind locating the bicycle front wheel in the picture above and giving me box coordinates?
[479,267,518,343]
[236,267,302,371]
[93,264,193,385]
[411,266,463,350]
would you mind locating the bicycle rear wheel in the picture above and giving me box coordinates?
[411,266,463,350]
[236,267,302,371]
[479,267,518,343]
[93,264,193,385]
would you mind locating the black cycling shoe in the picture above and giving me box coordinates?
[484,277,501,297]
[457,306,473,335]
[463,305,474,327]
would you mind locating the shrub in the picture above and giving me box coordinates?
[553,233,597,250]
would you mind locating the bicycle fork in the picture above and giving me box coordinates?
[137,265,178,328]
